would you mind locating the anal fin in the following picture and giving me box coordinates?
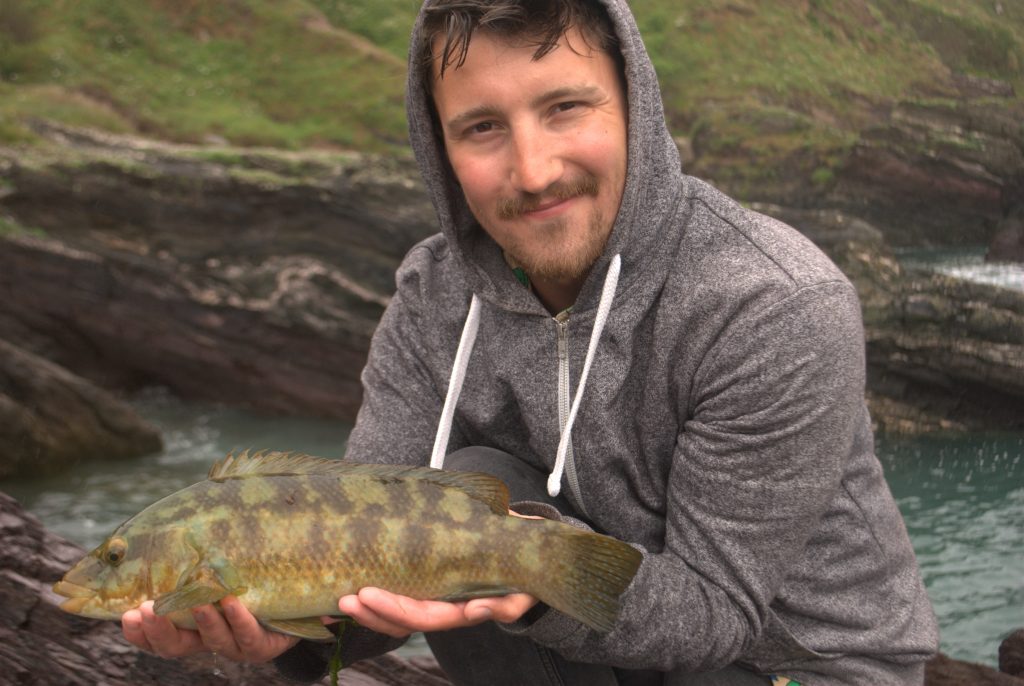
[438,585,517,602]
[262,617,334,641]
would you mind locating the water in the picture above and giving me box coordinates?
[896,245,1024,293]
[877,432,1024,667]
[3,389,1022,667]
[1,387,352,547]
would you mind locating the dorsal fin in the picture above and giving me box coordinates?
[207,451,510,515]
[207,450,349,479]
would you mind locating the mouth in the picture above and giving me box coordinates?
[53,580,99,615]
[522,196,576,219]
[53,579,96,599]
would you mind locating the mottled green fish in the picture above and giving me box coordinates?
[53,451,641,638]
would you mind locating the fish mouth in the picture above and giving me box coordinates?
[53,579,96,599]
[52,579,128,619]
[53,579,102,615]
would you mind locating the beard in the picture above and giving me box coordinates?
[492,173,611,282]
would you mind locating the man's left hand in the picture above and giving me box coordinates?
[336,587,538,638]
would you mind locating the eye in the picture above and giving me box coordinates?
[105,538,127,566]
[554,101,578,113]
[467,121,494,136]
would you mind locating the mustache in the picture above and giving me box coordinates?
[496,175,600,220]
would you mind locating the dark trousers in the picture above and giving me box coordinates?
[426,447,768,686]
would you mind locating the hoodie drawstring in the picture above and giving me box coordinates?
[547,253,620,496]
[430,293,481,469]
[430,254,622,499]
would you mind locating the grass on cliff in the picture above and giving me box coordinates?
[0,0,1021,167]
[0,0,411,151]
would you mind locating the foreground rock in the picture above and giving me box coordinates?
[0,490,451,686]
[0,338,162,478]
[926,653,1024,686]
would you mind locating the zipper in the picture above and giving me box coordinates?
[554,312,590,518]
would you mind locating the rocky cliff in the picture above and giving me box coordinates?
[1,124,1022,460]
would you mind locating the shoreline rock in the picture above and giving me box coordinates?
[0,337,162,478]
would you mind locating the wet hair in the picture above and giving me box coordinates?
[420,0,621,85]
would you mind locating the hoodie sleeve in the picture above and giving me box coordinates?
[344,239,460,466]
[507,280,867,672]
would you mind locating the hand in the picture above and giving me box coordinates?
[337,587,538,638]
[122,596,299,663]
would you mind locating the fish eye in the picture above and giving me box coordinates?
[104,538,127,566]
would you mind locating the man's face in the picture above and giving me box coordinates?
[431,27,627,284]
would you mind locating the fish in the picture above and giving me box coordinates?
[52,451,642,639]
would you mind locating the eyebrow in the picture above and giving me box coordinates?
[444,84,605,133]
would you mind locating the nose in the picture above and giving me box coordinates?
[509,126,563,195]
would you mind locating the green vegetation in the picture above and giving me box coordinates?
[0,0,409,150]
[0,214,46,238]
[0,0,1021,171]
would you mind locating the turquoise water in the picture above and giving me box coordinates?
[3,389,1022,667]
[876,432,1024,667]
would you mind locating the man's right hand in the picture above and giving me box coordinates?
[122,596,299,663]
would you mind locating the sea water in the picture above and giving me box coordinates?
[3,388,1022,667]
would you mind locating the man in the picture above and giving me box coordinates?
[122,0,940,683]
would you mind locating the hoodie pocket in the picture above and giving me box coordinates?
[737,610,834,674]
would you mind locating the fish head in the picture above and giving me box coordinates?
[53,526,199,619]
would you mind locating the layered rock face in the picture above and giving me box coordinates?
[1,124,1023,447]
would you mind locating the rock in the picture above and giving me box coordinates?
[0,489,451,686]
[829,99,1024,248]
[0,127,436,420]
[1001,629,1024,678]
[1,127,1023,433]
[0,338,162,478]
[755,206,1024,434]
[926,653,1024,686]
[987,211,1024,263]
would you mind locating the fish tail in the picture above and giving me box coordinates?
[536,528,642,633]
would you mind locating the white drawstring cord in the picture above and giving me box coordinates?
[548,254,621,497]
[430,294,481,469]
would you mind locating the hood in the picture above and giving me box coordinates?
[405,0,685,317]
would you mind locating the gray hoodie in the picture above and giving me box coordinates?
[344,0,940,680]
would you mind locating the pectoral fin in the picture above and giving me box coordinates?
[153,564,247,616]
[261,617,335,641]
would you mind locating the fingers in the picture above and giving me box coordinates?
[122,598,298,664]
[190,602,243,661]
[339,588,538,636]
[465,593,538,624]
[122,608,154,653]
[122,601,205,659]
[220,596,299,663]
[339,589,424,637]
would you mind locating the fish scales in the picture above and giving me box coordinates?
[53,451,642,637]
